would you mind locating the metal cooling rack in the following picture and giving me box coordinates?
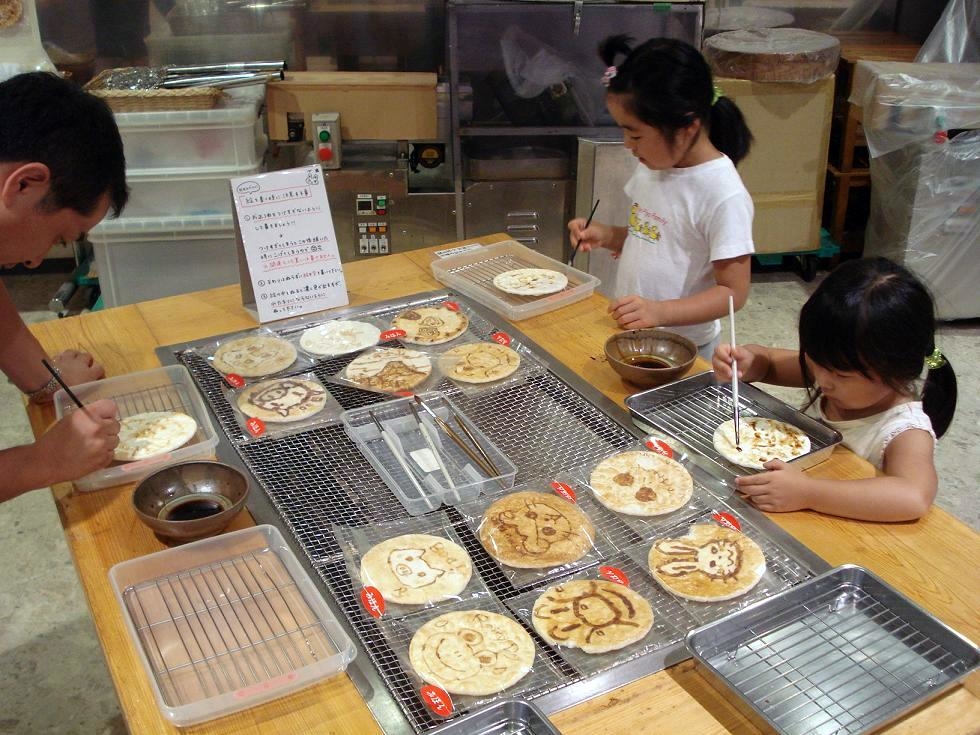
[123,549,332,707]
[159,290,829,734]
[441,253,581,306]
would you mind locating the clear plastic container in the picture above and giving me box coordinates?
[342,392,517,516]
[109,524,357,726]
[89,214,239,307]
[54,365,219,491]
[112,98,265,171]
[431,239,600,321]
[121,162,263,218]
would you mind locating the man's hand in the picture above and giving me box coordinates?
[50,349,105,386]
[35,398,119,480]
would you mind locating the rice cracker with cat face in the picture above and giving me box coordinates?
[391,305,469,345]
[589,450,693,516]
[360,534,472,605]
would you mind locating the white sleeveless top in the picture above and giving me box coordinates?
[805,400,935,470]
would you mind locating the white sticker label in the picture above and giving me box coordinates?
[410,448,440,473]
[433,243,484,259]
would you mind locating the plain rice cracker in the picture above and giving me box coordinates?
[114,411,198,462]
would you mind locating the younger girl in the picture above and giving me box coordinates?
[569,36,755,360]
[713,257,958,522]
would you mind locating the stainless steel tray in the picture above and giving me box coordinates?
[625,372,842,481]
[159,290,829,734]
[687,564,979,735]
[429,699,560,734]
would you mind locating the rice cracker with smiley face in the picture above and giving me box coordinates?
[359,534,473,605]
[648,524,766,602]
[409,610,535,696]
[479,491,595,569]
[235,377,327,423]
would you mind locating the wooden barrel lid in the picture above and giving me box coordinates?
[704,28,841,83]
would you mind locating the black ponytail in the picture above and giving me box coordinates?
[598,35,753,165]
[922,359,957,438]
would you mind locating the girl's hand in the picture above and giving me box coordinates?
[568,219,619,256]
[734,459,811,512]
[51,349,105,386]
[712,343,756,381]
[608,295,663,329]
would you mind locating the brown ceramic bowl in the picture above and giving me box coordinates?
[604,328,697,388]
[132,461,249,542]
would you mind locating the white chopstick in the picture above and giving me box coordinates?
[728,294,741,450]
[369,411,429,499]
[409,402,456,489]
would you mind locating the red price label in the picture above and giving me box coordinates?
[645,438,674,458]
[712,511,741,532]
[394,390,415,398]
[420,685,454,718]
[245,417,266,437]
[360,586,386,619]
[224,373,245,389]
[491,331,512,346]
[599,566,630,586]
[550,481,577,503]
[380,329,406,341]
[442,301,460,312]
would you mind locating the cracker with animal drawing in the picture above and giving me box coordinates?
[440,342,521,384]
[479,491,595,569]
[589,450,693,516]
[532,579,654,654]
[236,377,327,423]
[391,305,469,345]
[344,348,432,392]
[408,610,535,696]
[359,534,473,605]
[211,335,297,377]
[648,523,766,602]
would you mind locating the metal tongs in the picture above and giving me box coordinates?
[728,294,741,450]
[157,61,285,89]
[413,396,501,482]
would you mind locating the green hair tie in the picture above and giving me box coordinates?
[712,85,723,106]
[925,347,946,370]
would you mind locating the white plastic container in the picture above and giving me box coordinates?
[113,99,265,171]
[109,524,357,726]
[54,365,219,492]
[121,162,262,218]
[90,214,240,307]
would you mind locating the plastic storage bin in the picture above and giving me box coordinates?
[122,162,262,218]
[112,98,265,171]
[109,524,357,726]
[342,392,517,516]
[54,365,219,491]
[90,214,240,307]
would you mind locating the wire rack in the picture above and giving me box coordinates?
[170,292,825,733]
[122,548,334,708]
[440,252,581,306]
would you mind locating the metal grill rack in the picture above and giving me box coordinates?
[688,565,980,735]
[626,372,842,480]
[122,549,335,707]
[161,291,829,734]
[441,252,582,306]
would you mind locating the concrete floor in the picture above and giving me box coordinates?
[0,265,978,734]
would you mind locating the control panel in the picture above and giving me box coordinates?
[311,112,341,170]
[355,193,391,256]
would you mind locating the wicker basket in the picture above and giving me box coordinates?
[84,69,223,113]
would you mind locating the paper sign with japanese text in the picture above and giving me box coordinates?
[231,165,348,322]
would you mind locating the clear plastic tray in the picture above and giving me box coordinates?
[53,365,219,491]
[430,239,600,321]
[109,524,357,726]
[341,392,517,516]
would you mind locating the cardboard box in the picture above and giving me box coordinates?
[265,72,438,142]
[720,75,834,253]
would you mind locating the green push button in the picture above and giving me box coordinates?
[318,129,331,142]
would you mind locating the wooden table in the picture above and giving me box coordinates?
[27,234,979,734]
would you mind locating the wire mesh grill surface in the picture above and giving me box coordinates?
[123,549,335,708]
[173,293,819,733]
[442,253,580,306]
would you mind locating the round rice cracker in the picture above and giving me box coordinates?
[212,335,297,378]
[345,348,432,393]
[114,411,198,462]
[391,305,469,345]
[648,524,766,602]
[441,342,521,384]
[480,491,595,569]
[713,417,810,470]
[532,579,654,654]
[299,319,380,357]
[409,610,534,696]
[0,0,23,28]
[236,377,327,424]
[589,450,693,516]
[360,534,472,606]
[492,268,568,296]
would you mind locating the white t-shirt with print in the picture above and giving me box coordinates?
[806,400,936,471]
[614,155,755,346]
